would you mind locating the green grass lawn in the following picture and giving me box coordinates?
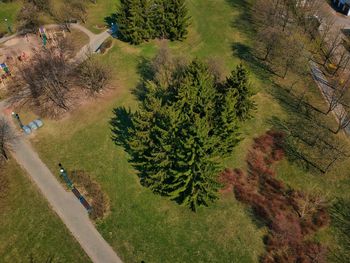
[85,0,116,33]
[13,0,350,262]
[0,160,90,262]
[0,1,21,35]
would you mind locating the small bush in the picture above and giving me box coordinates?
[99,39,112,54]
[227,130,329,262]
[70,170,110,220]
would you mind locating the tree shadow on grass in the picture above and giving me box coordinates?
[329,198,350,263]
[130,57,155,102]
[110,107,134,152]
[267,83,349,174]
[226,0,256,37]
[231,42,275,82]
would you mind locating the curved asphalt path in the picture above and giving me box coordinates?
[0,26,122,263]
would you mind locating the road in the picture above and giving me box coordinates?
[0,26,121,263]
[319,1,350,29]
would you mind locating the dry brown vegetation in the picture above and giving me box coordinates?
[219,131,329,263]
[70,170,110,220]
[9,39,111,118]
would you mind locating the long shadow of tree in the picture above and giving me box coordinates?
[268,83,349,174]
[225,0,349,174]
[130,57,155,102]
[329,198,350,263]
[226,0,276,79]
[110,107,134,152]
[109,57,157,184]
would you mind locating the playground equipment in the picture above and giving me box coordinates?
[38,26,66,47]
[0,63,10,74]
[39,27,47,46]
[58,163,92,213]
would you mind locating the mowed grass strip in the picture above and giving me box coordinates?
[0,1,21,35]
[22,0,350,262]
[0,160,90,263]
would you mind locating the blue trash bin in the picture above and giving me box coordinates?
[33,119,43,128]
[22,125,31,135]
[28,121,38,130]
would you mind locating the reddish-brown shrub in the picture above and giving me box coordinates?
[218,168,237,193]
[226,130,329,263]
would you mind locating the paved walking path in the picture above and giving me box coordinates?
[1,105,122,263]
[73,30,110,63]
[0,33,19,45]
[0,25,121,263]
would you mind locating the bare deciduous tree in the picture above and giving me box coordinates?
[292,189,328,219]
[76,54,111,94]
[66,0,88,24]
[16,2,40,33]
[0,118,16,163]
[10,41,74,117]
[326,80,348,114]
[332,47,350,76]
[322,30,343,67]
[335,107,350,134]
[256,26,283,61]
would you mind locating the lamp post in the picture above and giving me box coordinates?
[58,163,73,189]
[4,18,12,34]
[11,112,23,128]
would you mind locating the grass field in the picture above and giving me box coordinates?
[11,0,350,262]
[0,160,90,262]
[0,1,21,35]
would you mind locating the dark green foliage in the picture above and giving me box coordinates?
[330,199,350,263]
[116,0,146,44]
[223,64,256,121]
[115,0,190,44]
[112,58,254,211]
[163,0,189,40]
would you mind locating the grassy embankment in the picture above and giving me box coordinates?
[0,160,90,262]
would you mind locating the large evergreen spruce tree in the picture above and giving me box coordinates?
[224,64,256,121]
[116,0,145,44]
[115,0,190,44]
[163,0,190,40]
[112,58,255,211]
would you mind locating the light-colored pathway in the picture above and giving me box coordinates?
[73,30,110,63]
[0,25,121,263]
[0,103,122,263]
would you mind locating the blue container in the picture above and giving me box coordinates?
[33,119,43,128]
[22,125,31,135]
[28,121,38,130]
